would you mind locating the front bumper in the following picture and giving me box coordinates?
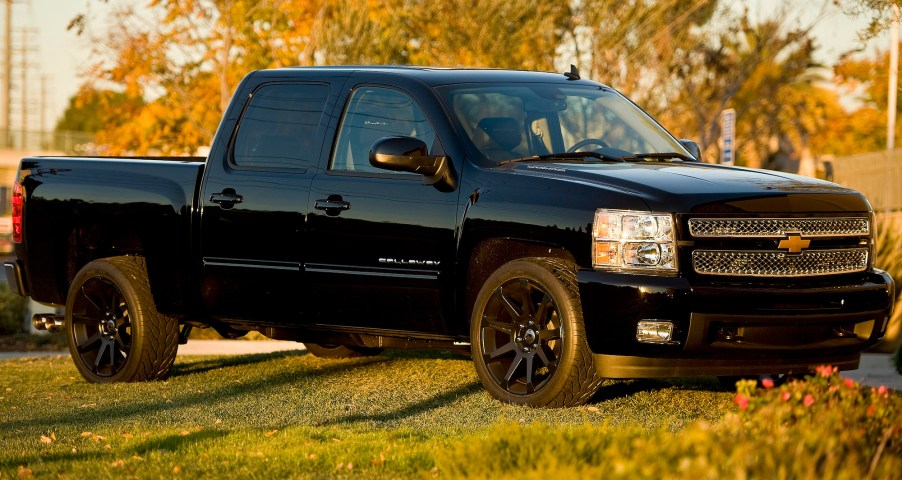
[578,269,894,378]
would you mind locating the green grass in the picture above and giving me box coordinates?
[1,350,898,478]
[1,349,731,478]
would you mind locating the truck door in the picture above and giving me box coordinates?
[305,85,460,334]
[199,81,334,321]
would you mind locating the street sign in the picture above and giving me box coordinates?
[721,108,735,166]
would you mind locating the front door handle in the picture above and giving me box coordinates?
[210,190,244,208]
[315,195,351,216]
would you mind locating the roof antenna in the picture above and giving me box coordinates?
[564,64,580,81]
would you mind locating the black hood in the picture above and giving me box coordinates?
[503,161,870,214]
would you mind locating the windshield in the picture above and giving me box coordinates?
[438,83,688,165]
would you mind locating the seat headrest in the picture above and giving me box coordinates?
[477,117,521,150]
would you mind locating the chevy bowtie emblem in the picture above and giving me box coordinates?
[778,233,811,253]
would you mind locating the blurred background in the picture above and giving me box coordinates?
[0,0,899,350]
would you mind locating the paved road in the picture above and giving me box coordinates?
[1,340,899,391]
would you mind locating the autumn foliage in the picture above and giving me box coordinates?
[62,0,901,166]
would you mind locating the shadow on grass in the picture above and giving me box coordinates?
[1,351,392,433]
[315,380,484,428]
[169,349,311,377]
[590,376,727,404]
[7,429,232,469]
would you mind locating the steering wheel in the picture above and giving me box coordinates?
[567,138,610,153]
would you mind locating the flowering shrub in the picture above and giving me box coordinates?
[442,368,901,479]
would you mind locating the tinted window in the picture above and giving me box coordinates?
[440,84,687,165]
[233,83,329,170]
[330,87,436,174]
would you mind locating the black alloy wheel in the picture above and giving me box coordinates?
[69,276,133,377]
[66,256,179,383]
[478,276,563,395]
[471,258,603,407]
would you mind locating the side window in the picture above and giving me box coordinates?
[232,83,330,171]
[330,87,436,174]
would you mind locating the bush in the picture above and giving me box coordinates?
[0,284,27,334]
[441,368,901,479]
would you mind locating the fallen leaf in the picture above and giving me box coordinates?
[122,433,134,439]
[265,430,278,437]
[80,432,93,438]
[587,406,599,413]
[18,465,33,477]
[111,460,125,468]
[40,436,52,445]
[179,431,190,437]
[172,465,182,474]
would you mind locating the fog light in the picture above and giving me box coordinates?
[637,320,675,344]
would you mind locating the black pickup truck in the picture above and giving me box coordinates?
[6,67,895,407]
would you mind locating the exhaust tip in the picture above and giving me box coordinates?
[31,314,65,333]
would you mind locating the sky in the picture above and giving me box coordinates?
[10,0,897,131]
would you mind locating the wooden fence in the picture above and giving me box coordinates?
[829,150,902,213]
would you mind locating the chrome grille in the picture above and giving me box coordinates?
[688,217,869,238]
[692,249,869,277]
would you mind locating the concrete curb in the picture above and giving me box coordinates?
[1,342,899,391]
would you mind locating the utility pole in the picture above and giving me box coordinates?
[16,26,35,149]
[889,5,900,152]
[2,0,11,148]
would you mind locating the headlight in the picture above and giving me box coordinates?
[592,209,676,273]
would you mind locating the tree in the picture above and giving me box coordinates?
[833,0,902,39]
[55,87,144,134]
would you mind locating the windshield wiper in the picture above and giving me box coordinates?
[497,151,626,165]
[620,152,695,162]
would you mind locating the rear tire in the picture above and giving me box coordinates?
[66,256,179,382]
[304,342,383,358]
[470,258,603,407]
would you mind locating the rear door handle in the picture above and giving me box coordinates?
[210,190,244,208]
[315,195,350,216]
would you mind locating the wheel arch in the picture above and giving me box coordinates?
[460,237,577,330]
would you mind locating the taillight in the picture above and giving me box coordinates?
[12,181,22,243]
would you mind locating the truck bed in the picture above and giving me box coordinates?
[14,156,205,311]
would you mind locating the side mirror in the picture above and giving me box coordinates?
[678,139,701,161]
[369,136,457,191]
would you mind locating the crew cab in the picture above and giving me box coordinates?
[5,67,895,407]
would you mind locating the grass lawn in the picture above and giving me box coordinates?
[1,349,898,478]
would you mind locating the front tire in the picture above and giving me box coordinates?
[66,256,179,382]
[470,258,603,407]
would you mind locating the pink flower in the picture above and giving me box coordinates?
[781,391,791,402]
[803,394,815,407]
[816,365,837,378]
[735,394,750,410]
[845,378,856,389]
[867,405,876,416]
[761,377,775,389]
[878,385,889,396]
